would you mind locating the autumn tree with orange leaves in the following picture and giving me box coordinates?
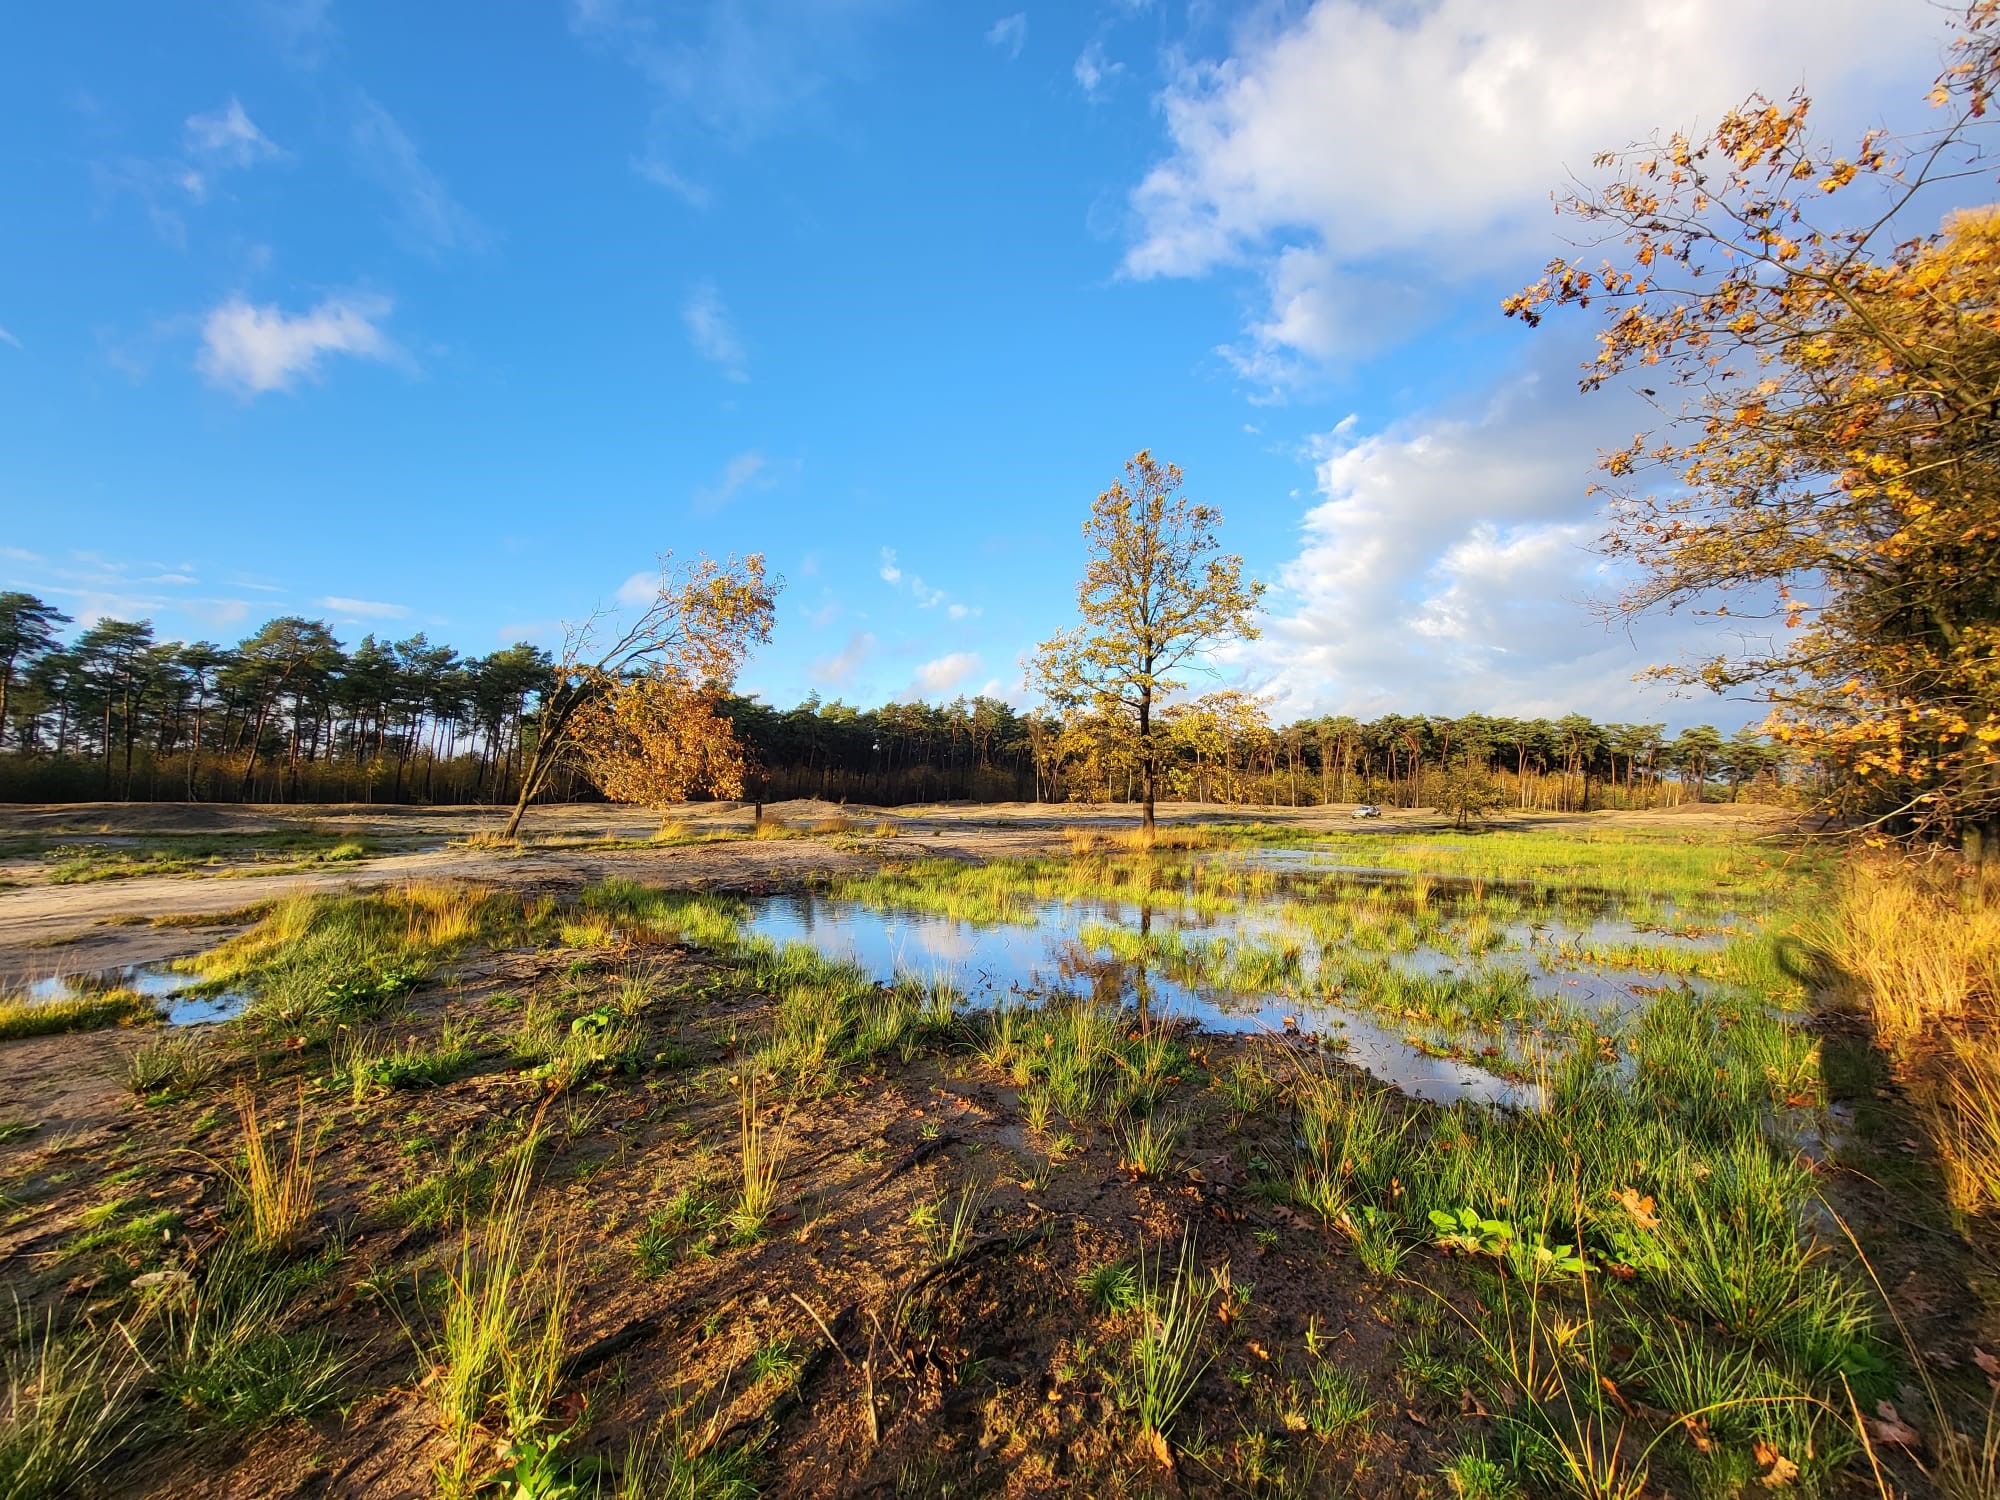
[501,553,778,837]
[1508,5,2000,858]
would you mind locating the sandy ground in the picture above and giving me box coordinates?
[0,797,1793,991]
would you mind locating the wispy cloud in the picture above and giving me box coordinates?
[350,91,486,255]
[683,280,747,381]
[254,0,337,68]
[809,630,877,689]
[985,13,1027,59]
[0,326,19,350]
[2,550,254,630]
[197,294,396,396]
[693,449,775,513]
[182,98,286,197]
[95,97,287,241]
[318,595,408,619]
[1074,39,1123,98]
[879,547,976,616]
[568,0,900,203]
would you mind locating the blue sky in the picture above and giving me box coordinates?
[0,1,1955,726]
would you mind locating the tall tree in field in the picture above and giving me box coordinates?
[0,592,69,750]
[501,553,778,838]
[1033,451,1264,835]
[1507,4,2000,856]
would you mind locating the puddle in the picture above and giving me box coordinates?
[741,854,1752,1108]
[23,965,249,1026]
[745,891,1553,1106]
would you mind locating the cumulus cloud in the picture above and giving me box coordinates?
[196,294,395,396]
[985,13,1026,59]
[810,630,877,688]
[1251,346,1771,728]
[877,548,902,585]
[318,595,409,619]
[907,651,981,699]
[1124,0,1943,380]
[683,280,748,381]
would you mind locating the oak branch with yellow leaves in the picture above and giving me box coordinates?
[1507,2,2000,858]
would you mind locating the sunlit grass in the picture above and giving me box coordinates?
[0,988,157,1040]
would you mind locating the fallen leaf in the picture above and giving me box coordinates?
[1866,1401,1921,1447]
[1246,1340,1270,1361]
[1755,1440,1801,1488]
[1975,1346,2000,1383]
[1611,1187,1661,1230]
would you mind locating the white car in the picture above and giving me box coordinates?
[1352,804,1382,818]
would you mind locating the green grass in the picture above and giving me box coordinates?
[154,1240,347,1432]
[126,1033,217,1098]
[180,882,528,1037]
[1120,1231,1216,1462]
[0,989,158,1040]
[0,1311,143,1500]
[42,831,381,885]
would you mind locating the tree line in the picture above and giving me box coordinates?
[0,590,1788,811]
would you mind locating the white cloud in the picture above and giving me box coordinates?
[616,570,659,607]
[810,630,877,689]
[877,546,974,614]
[693,450,772,513]
[0,326,19,350]
[183,99,285,178]
[1074,39,1123,97]
[683,280,747,381]
[350,91,485,254]
[1253,344,1769,728]
[2,551,253,631]
[985,13,1026,59]
[633,154,712,208]
[318,595,409,619]
[1125,0,1944,380]
[908,651,981,699]
[197,294,395,396]
[569,0,899,201]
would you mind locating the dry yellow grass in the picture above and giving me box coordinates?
[400,880,494,948]
[1829,857,2000,1217]
[231,1087,317,1252]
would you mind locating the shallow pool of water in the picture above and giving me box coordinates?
[24,965,250,1026]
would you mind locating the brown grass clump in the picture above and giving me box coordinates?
[751,817,791,840]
